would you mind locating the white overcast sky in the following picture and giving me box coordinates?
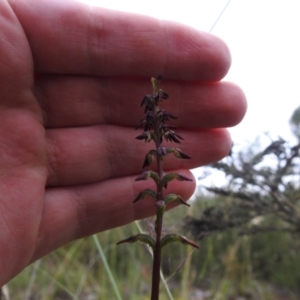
[77,0,300,146]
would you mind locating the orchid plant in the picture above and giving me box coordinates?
[118,76,199,300]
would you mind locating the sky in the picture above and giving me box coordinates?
[76,0,300,182]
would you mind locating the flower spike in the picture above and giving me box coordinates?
[118,76,197,300]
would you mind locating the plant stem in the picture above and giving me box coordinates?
[134,221,174,300]
[151,208,163,300]
[151,126,164,300]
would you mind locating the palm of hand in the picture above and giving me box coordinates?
[0,0,246,285]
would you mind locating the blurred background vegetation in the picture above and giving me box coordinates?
[6,106,300,300]
[7,198,300,300]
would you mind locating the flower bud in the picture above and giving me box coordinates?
[156,200,165,215]
[143,153,153,168]
[140,95,152,107]
[157,146,167,157]
[135,131,152,142]
[163,130,183,143]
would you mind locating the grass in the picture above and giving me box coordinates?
[6,196,300,299]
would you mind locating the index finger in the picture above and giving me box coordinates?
[10,0,231,81]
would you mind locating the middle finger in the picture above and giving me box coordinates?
[36,76,246,129]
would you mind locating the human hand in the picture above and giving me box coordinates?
[0,0,246,285]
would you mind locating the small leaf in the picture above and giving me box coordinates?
[133,189,157,203]
[176,235,200,249]
[149,171,160,186]
[166,147,175,155]
[163,194,190,207]
[135,131,152,142]
[161,173,177,186]
[117,234,155,249]
[135,171,160,186]
[161,172,193,186]
[175,173,193,182]
[173,149,191,159]
[160,234,199,249]
[149,149,158,156]
[135,171,151,181]
[166,148,191,159]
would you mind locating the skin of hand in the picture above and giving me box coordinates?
[0,0,247,285]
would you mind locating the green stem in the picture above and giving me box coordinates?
[151,209,163,299]
[134,221,174,300]
[151,153,164,299]
[150,78,168,299]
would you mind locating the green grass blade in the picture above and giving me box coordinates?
[24,259,42,300]
[92,234,122,300]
